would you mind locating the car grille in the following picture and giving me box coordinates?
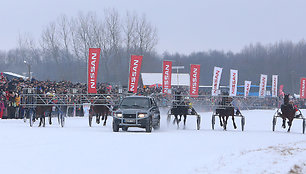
[123,114,136,118]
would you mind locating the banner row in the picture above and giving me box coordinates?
[87,51,305,98]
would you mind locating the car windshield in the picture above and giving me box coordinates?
[120,98,150,109]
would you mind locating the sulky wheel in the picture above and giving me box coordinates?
[303,119,305,134]
[196,115,201,130]
[15,107,19,119]
[57,114,60,125]
[89,115,93,127]
[29,111,34,127]
[272,116,277,132]
[61,114,65,127]
[167,114,171,127]
[241,116,245,131]
[23,110,27,123]
[211,114,215,130]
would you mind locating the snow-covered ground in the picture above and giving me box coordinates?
[0,109,305,174]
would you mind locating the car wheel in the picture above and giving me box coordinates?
[153,119,160,130]
[145,117,152,133]
[113,121,119,132]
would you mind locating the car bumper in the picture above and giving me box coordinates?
[113,117,150,128]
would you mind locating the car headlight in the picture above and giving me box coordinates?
[138,113,147,118]
[115,113,123,118]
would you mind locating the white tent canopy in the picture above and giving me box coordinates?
[3,72,28,80]
[141,73,190,86]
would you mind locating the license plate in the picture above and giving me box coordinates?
[125,119,135,123]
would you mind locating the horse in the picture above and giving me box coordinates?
[280,94,296,132]
[216,96,238,130]
[171,92,189,129]
[34,92,52,127]
[89,89,111,126]
[91,103,110,126]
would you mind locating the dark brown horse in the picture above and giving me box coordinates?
[91,103,110,126]
[34,93,52,127]
[171,92,188,129]
[89,89,111,126]
[280,94,296,132]
[216,96,237,130]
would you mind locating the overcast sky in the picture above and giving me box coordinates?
[1,0,306,54]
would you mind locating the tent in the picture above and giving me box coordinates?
[141,73,190,86]
[2,72,28,80]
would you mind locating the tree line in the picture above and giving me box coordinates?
[0,10,305,94]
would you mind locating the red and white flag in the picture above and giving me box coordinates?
[128,55,143,93]
[279,85,284,97]
[259,74,267,98]
[212,66,223,96]
[162,61,172,94]
[229,69,238,96]
[271,75,278,97]
[244,81,252,97]
[87,48,101,94]
[190,64,201,97]
[300,78,306,99]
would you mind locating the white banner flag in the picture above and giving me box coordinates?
[272,75,278,97]
[244,81,252,97]
[259,74,268,98]
[229,69,238,96]
[212,66,223,96]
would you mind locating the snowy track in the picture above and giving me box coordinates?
[0,109,305,174]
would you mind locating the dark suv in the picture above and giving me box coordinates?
[112,96,160,132]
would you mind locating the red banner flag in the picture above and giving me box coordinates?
[128,55,143,93]
[87,48,101,94]
[190,64,201,97]
[300,78,306,99]
[279,85,284,97]
[162,61,172,94]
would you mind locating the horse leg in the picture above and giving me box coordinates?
[287,117,294,132]
[219,116,223,127]
[103,113,107,126]
[96,114,100,124]
[223,116,229,131]
[38,115,42,127]
[282,118,286,129]
[183,115,187,129]
[232,115,237,129]
[174,115,179,129]
[42,114,45,127]
[49,112,52,125]
[172,115,177,125]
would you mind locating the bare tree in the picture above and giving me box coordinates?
[57,14,71,61]
[40,22,60,63]
[123,11,137,53]
[135,14,158,54]
[105,8,121,53]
